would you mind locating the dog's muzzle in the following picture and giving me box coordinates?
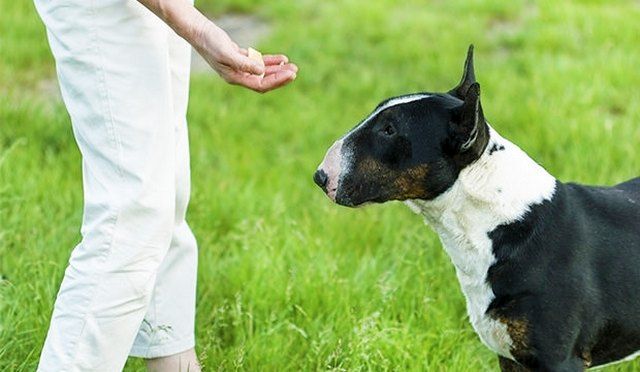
[313,169,329,191]
[314,139,344,202]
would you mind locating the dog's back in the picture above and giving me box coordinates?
[615,177,640,195]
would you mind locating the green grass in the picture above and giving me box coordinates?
[1,0,640,370]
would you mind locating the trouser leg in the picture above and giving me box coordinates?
[35,1,184,370]
[130,28,199,358]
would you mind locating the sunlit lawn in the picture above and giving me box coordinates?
[1,0,639,370]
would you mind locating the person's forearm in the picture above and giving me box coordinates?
[137,0,210,48]
[137,0,298,93]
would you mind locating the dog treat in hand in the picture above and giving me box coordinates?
[247,47,265,78]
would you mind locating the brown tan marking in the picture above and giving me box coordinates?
[498,356,531,372]
[392,164,431,199]
[354,157,431,200]
[580,349,592,368]
[504,316,529,356]
[487,308,531,363]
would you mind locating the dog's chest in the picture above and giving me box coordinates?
[433,212,514,359]
[406,201,516,358]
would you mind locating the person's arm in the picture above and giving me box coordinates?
[138,0,297,93]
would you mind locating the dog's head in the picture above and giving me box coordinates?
[314,45,490,207]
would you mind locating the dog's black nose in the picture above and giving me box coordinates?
[313,169,328,190]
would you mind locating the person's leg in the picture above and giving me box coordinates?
[35,1,180,370]
[145,349,200,372]
[129,22,201,369]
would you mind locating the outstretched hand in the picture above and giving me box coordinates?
[194,21,298,93]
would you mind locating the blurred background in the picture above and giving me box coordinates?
[1,0,639,370]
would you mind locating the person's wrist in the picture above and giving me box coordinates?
[188,14,210,50]
[162,2,211,51]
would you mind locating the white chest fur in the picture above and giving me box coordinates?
[405,128,556,358]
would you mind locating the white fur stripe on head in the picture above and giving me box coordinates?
[343,94,432,139]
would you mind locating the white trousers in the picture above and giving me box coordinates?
[35,1,198,370]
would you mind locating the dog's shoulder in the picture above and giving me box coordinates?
[488,177,640,287]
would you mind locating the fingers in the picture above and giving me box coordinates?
[239,51,288,65]
[232,68,297,93]
[258,69,297,92]
[263,54,289,66]
[229,52,265,76]
[264,62,298,76]
[220,48,298,92]
[237,49,288,67]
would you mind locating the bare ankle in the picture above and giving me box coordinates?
[145,348,201,372]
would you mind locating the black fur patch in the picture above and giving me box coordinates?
[486,179,640,369]
[489,143,505,155]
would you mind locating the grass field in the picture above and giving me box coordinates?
[1,0,640,370]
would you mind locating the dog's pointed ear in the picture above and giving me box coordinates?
[459,82,481,151]
[449,45,476,99]
[453,82,485,153]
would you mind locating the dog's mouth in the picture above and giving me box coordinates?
[313,169,340,202]
[334,196,362,208]
[314,139,345,203]
[315,139,378,208]
[313,173,372,208]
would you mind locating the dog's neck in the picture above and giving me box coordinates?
[404,126,556,358]
[405,126,557,269]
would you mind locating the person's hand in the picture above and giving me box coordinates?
[193,21,298,93]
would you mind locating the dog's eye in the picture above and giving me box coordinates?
[381,124,396,136]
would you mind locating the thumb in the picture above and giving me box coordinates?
[231,53,265,76]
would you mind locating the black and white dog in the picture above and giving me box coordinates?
[313,46,640,371]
